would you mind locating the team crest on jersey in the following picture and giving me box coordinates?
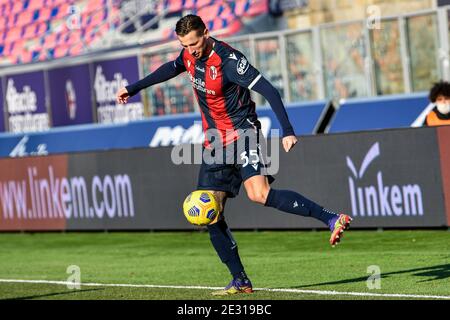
[187,60,191,68]
[209,66,218,80]
[237,56,249,75]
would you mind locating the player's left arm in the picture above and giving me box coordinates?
[223,51,297,152]
[251,76,297,152]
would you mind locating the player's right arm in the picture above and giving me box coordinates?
[116,50,186,104]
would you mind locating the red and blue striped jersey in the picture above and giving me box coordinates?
[174,38,262,147]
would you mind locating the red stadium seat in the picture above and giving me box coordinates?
[10,40,24,57]
[245,0,268,17]
[85,9,107,27]
[35,22,49,37]
[11,2,23,15]
[168,0,183,13]
[5,27,22,43]
[28,0,46,11]
[234,0,249,16]
[18,48,33,63]
[183,0,197,10]
[0,16,6,30]
[42,32,58,49]
[54,44,69,58]
[69,41,83,55]
[16,10,34,27]
[56,3,71,19]
[0,2,12,16]
[1,41,12,55]
[65,30,81,45]
[22,24,38,39]
[7,13,18,28]
[197,3,221,23]
[32,7,51,23]
[196,0,212,9]
[85,0,105,13]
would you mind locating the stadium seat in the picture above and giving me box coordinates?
[16,10,34,27]
[234,0,250,16]
[197,3,221,22]
[7,13,18,28]
[54,44,69,58]
[56,3,70,19]
[35,21,49,37]
[11,2,23,15]
[245,0,268,17]
[85,0,106,13]
[182,0,197,10]
[17,48,32,63]
[36,8,52,23]
[69,41,84,56]
[28,0,46,11]
[5,27,22,43]
[0,16,7,30]
[196,0,212,9]
[43,32,58,49]
[22,24,38,39]
[168,0,183,13]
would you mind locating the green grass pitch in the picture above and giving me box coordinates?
[0,230,449,300]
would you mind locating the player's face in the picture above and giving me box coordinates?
[177,29,209,60]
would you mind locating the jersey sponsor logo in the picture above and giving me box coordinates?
[229,53,238,60]
[209,66,218,80]
[188,73,216,95]
[237,56,249,75]
[195,65,205,73]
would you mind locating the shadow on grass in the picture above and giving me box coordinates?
[290,264,450,288]
[1,288,104,300]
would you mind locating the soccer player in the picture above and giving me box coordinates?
[116,14,352,295]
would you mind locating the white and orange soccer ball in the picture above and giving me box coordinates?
[183,190,220,226]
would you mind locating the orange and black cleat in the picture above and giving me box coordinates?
[330,214,353,247]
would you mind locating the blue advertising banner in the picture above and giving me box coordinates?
[48,64,94,126]
[93,56,144,124]
[0,77,4,132]
[0,101,328,157]
[4,71,49,133]
[327,93,428,133]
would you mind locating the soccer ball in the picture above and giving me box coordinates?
[183,190,220,226]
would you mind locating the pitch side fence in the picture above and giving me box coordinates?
[1,126,449,231]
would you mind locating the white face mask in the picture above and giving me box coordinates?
[436,103,450,115]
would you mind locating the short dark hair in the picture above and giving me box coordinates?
[429,80,450,102]
[175,14,206,37]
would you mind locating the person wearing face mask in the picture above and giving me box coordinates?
[424,81,450,126]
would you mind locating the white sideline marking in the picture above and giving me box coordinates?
[0,279,449,300]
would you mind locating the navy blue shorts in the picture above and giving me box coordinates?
[197,128,274,198]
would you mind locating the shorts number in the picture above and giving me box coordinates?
[240,150,259,167]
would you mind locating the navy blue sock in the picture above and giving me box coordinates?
[264,188,338,228]
[207,219,246,279]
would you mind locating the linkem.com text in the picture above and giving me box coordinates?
[0,166,135,220]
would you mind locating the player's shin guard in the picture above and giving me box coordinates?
[264,188,338,228]
[207,219,246,279]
